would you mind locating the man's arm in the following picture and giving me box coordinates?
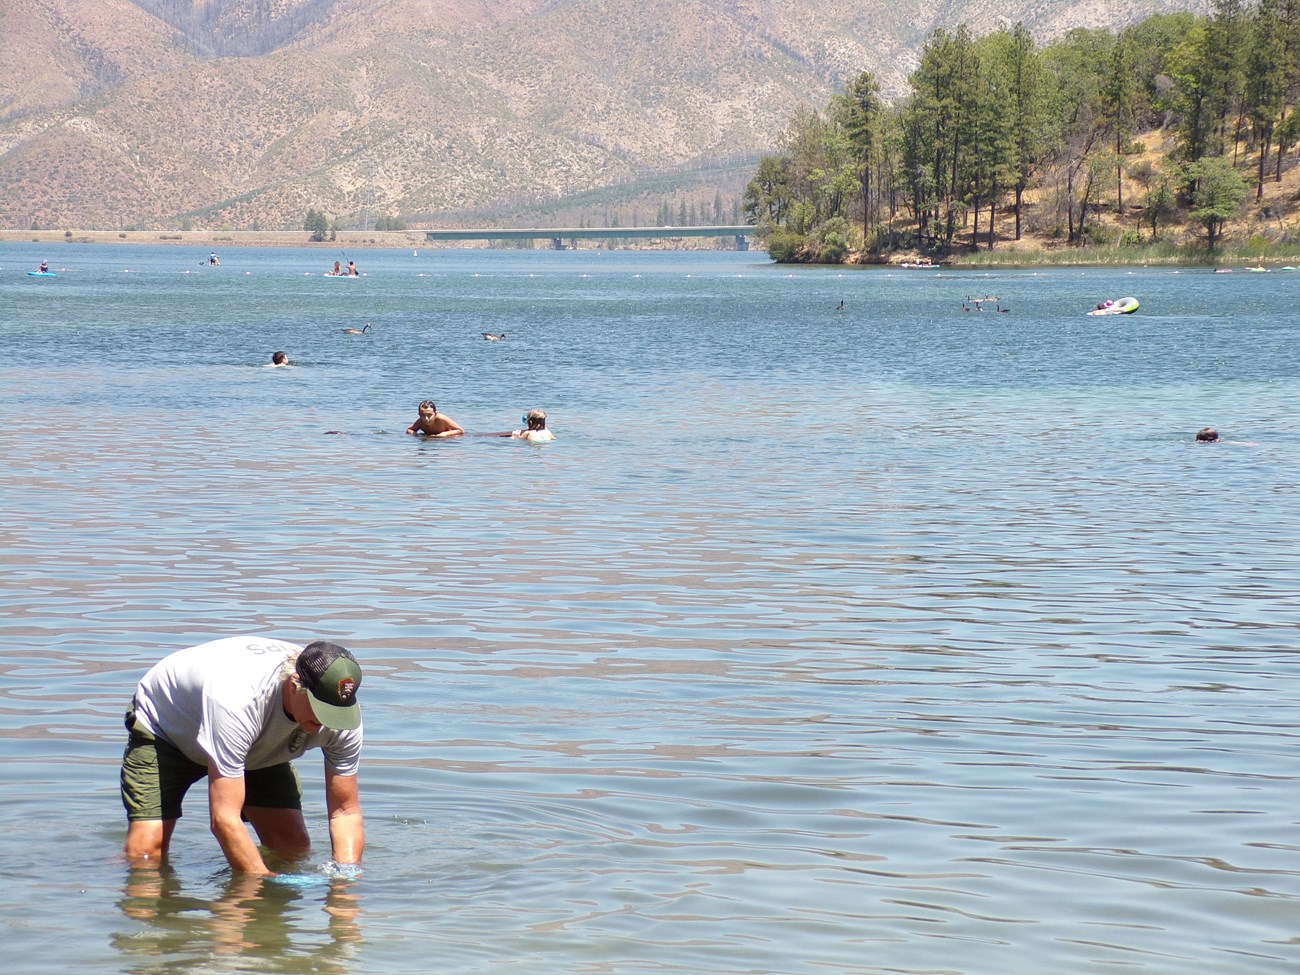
[325,767,364,864]
[208,767,273,875]
[434,418,464,437]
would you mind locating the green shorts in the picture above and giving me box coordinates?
[120,709,302,821]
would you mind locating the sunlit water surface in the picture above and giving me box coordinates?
[1,243,1298,975]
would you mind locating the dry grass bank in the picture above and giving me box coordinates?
[937,135,1300,266]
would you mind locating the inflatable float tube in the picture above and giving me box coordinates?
[1087,296,1139,316]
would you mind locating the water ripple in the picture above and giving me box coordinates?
[1,248,1298,974]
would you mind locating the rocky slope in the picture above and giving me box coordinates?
[0,0,1211,230]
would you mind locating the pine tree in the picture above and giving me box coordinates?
[1101,29,1139,211]
[1001,23,1049,240]
[839,71,882,247]
[1206,0,1250,159]
[1246,0,1287,198]
[303,208,328,241]
[1165,22,1216,163]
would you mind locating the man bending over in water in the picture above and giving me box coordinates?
[121,636,365,875]
[406,401,464,438]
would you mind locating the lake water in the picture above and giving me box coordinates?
[1,242,1297,975]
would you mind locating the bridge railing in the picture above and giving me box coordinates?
[423,226,754,250]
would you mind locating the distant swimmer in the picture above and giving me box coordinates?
[406,400,464,438]
[495,408,554,443]
[1195,426,1219,442]
[270,350,290,367]
[482,332,505,341]
[342,323,372,334]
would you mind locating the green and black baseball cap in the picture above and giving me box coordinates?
[296,641,363,730]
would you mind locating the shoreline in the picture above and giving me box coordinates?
[0,229,424,249]
[4,229,1298,269]
[0,228,747,256]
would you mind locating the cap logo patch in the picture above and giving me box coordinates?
[337,677,357,703]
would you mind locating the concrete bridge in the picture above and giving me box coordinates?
[423,225,754,250]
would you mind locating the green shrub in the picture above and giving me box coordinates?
[812,217,849,263]
[1084,224,1116,246]
[766,228,807,262]
[819,233,849,263]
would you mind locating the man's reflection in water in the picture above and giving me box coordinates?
[114,867,361,973]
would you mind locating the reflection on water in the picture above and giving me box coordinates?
[0,246,1298,974]
[114,868,361,974]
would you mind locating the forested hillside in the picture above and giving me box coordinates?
[0,0,1212,231]
[745,2,1300,261]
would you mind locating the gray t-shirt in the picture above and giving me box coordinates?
[132,636,362,779]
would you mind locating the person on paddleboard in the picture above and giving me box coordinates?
[120,637,365,876]
[38,261,48,273]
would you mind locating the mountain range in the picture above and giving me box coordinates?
[0,0,1211,231]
